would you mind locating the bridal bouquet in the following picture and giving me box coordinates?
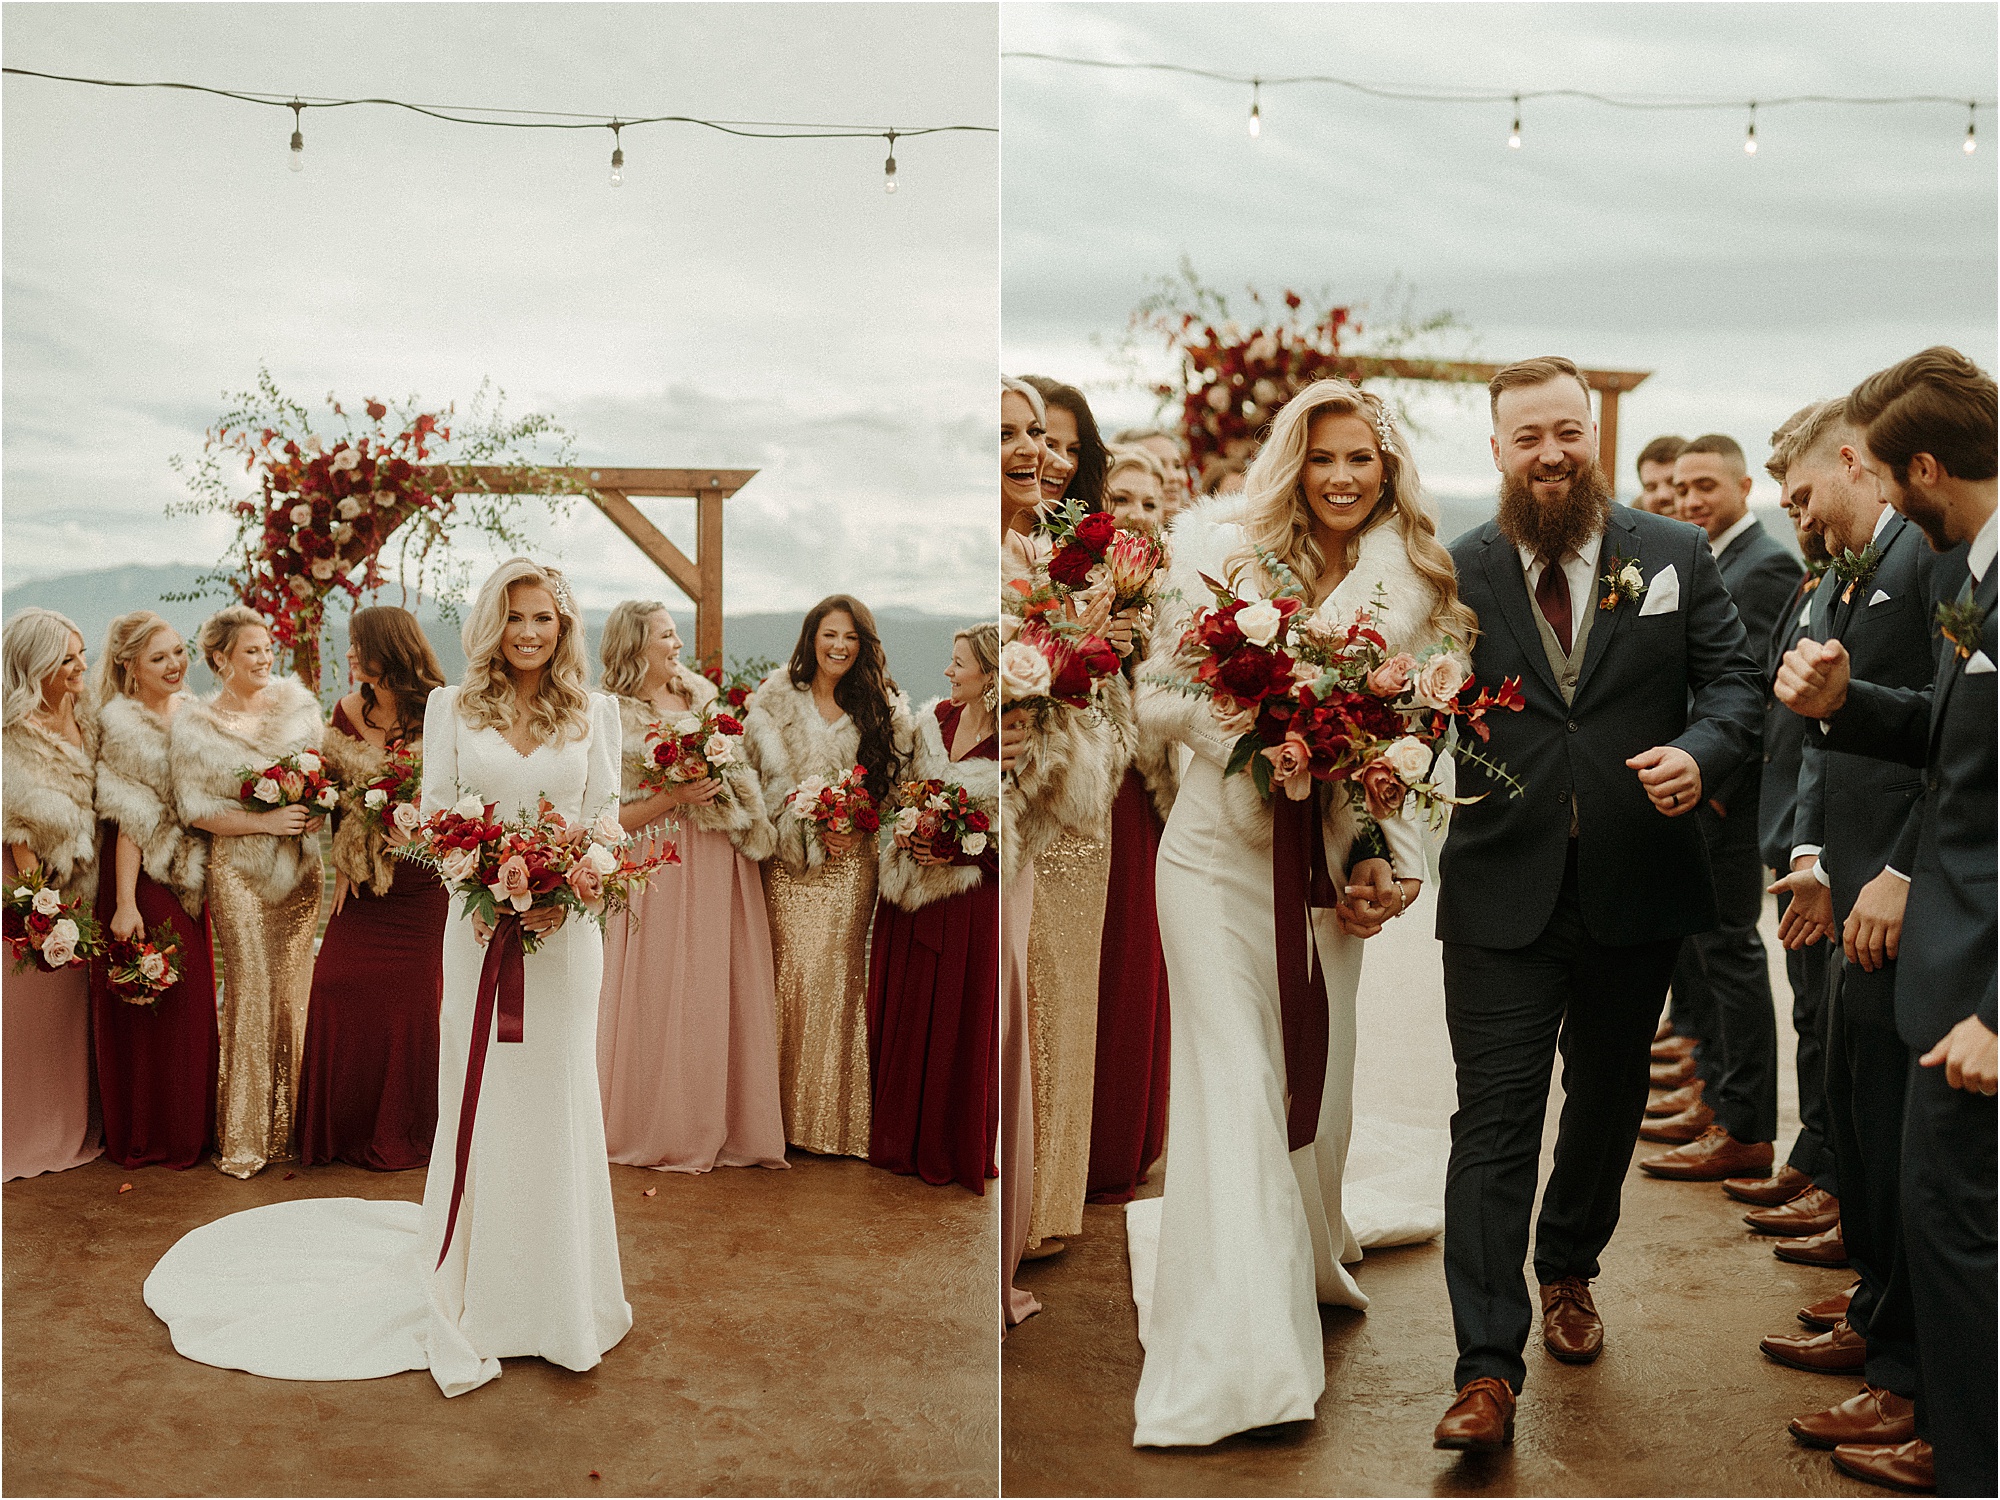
[238,749,340,815]
[786,765,881,858]
[101,923,184,1006]
[997,611,1122,725]
[356,738,424,840]
[639,703,745,804]
[1044,497,1167,611]
[1160,562,1525,825]
[891,778,992,861]
[3,869,101,973]
[401,794,679,953]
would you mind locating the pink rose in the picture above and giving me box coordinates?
[391,802,422,832]
[566,862,604,903]
[489,854,533,911]
[139,951,169,982]
[1211,695,1260,738]
[1414,652,1472,713]
[439,847,480,885]
[40,930,77,968]
[1358,757,1406,819]
[1366,653,1415,699]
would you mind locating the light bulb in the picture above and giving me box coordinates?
[1248,81,1262,139]
[1967,114,1978,155]
[1744,104,1757,155]
[1508,97,1520,149]
[610,146,624,187]
[289,129,304,172]
[884,153,897,193]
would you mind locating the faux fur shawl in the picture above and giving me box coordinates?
[95,693,207,915]
[613,688,777,863]
[1001,672,1134,890]
[877,700,1002,913]
[742,674,915,876]
[318,718,406,897]
[2,704,100,902]
[1134,493,1440,867]
[169,676,325,904]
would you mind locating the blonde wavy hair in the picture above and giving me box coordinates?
[92,610,181,705]
[2,608,85,728]
[1227,379,1477,647]
[598,599,703,702]
[458,558,592,747]
[195,605,269,675]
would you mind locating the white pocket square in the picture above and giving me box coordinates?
[1967,650,1996,676]
[1638,564,1680,616]
[1869,588,1892,606]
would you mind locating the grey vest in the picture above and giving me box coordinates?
[1527,552,1600,835]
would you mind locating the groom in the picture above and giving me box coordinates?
[1431,357,1766,1449]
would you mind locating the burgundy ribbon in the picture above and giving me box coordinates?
[1270,787,1340,1152]
[435,910,527,1270]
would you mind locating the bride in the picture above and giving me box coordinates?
[145,559,632,1398]
[1129,380,1477,1446]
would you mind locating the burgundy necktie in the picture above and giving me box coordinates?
[1535,555,1573,655]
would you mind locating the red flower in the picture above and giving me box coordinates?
[1194,607,1246,656]
[1214,646,1293,703]
[1074,511,1116,552]
[1047,542,1098,589]
[365,399,388,421]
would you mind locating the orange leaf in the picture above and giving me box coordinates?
[117,1183,134,1193]
[641,1187,657,1197]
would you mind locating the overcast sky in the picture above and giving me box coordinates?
[1002,1,1997,509]
[3,2,997,620]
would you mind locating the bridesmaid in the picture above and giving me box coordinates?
[91,612,219,1170]
[866,623,1002,1194]
[170,605,325,1178]
[2,609,103,1181]
[596,600,788,1173]
[743,595,913,1158]
[296,606,449,1170]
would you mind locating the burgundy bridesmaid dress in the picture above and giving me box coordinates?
[1084,765,1172,1203]
[295,704,448,1170]
[864,702,999,1195]
[90,828,219,1169]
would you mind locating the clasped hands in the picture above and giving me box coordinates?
[1074,589,1139,658]
[470,901,567,946]
[1338,856,1420,939]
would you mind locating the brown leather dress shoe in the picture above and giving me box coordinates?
[1745,1186,1841,1236]
[1650,1033,1696,1063]
[1723,1161,1810,1205]
[1798,1282,1859,1330]
[1789,1386,1917,1449]
[1638,1100,1716,1143]
[1433,1377,1516,1451]
[1831,1439,1935,1492]
[1537,1276,1603,1363]
[1639,1126,1773,1180]
[1650,1053,1697,1089]
[1774,1224,1850,1267]
[1761,1317,1867,1373]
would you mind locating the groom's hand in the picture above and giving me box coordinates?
[1776,638,1850,719]
[1626,745,1702,816]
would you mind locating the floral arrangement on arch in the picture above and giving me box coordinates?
[171,365,592,689]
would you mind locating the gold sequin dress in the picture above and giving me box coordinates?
[1026,831,1111,1244]
[763,844,878,1156]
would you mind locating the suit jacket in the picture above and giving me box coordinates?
[1823,548,1994,1049]
[1438,505,1766,949]
[1757,569,1829,870]
[1712,517,1805,816]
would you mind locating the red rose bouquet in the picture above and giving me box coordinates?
[639,703,745,805]
[356,738,424,840]
[784,765,881,859]
[238,749,340,816]
[101,923,184,1006]
[996,610,1123,725]
[890,778,993,862]
[1043,498,1166,611]
[4,868,101,973]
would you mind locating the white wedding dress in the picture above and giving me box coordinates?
[1128,503,1448,1448]
[145,688,633,1398]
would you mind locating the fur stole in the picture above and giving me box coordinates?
[94,694,207,914]
[2,703,100,902]
[170,676,324,903]
[742,674,915,876]
[1001,672,1133,890]
[613,690,777,863]
[1135,493,1441,859]
[877,699,1001,912]
[317,720,405,896]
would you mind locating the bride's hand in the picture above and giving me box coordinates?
[1338,858,1414,938]
[521,903,567,936]
[470,908,494,947]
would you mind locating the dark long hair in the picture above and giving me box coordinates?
[787,594,904,802]
[349,605,445,739]
[1023,375,1108,519]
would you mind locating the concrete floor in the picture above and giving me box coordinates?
[5,1150,997,1497]
[1003,896,1882,1498]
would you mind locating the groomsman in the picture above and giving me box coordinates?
[1431,358,1764,1450]
[1636,434,1686,517]
[1777,346,1996,1496]
[1639,436,1802,1180]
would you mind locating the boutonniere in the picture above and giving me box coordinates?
[1832,544,1883,603]
[1936,593,1987,661]
[1598,551,1646,611]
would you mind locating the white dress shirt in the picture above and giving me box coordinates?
[1517,529,1603,649]
[1970,510,1996,581]
[1710,510,1758,558]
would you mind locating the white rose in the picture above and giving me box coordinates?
[315,787,339,809]
[330,447,360,472]
[962,831,987,857]
[41,930,76,968]
[297,750,321,774]
[30,887,61,916]
[252,776,283,805]
[337,496,363,520]
[702,733,735,765]
[50,917,78,946]
[1619,562,1645,591]
[391,802,422,832]
[303,434,325,456]
[438,847,480,885]
[373,489,398,510]
[1385,735,1433,783]
[453,793,486,820]
[331,522,354,544]
[289,577,313,598]
[893,807,922,836]
[586,842,619,874]
[998,640,1052,701]
[311,558,337,580]
[363,787,389,809]
[1413,651,1472,713]
[593,811,625,844]
[1236,600,1283,647]
[139,951,168,982]
[792,776,828,805]
[668,712,701,736]
[289,503,313,527]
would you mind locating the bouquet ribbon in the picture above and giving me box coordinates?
[1271,786,1339,1153]
[435,909,528,1270]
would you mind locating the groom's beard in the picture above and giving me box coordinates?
[1496,461,1615,562]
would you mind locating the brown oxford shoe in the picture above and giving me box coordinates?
[1789,1386,1917,1449]
[1645,1078,1706,1117]
[1723,1161,1810,1205]
[1774,1224,1850,1268]
[1761,1317,1866,1373]
[1745,1186,1840,1236]
[1650,1053,1697,1089]
[1798,1281,1859,1331]
[1433,1377,1516,1451]
[1650,1033,1697,1063]
[1831,1439,1935,1493]
[1640,1126,1773,1181]
[1538,1276,1603,1363]
[1638,1100,1716,1143]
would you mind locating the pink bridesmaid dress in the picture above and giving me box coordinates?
[2,847,102,1181]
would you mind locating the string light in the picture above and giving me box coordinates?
[1967,102,1979,154]
[1508,95,1521,149]
[287,100,304,172]
[1743,101,1758,154]
[608,121,624,187]
[884,130,898,193]
[1248,79,1262,139]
